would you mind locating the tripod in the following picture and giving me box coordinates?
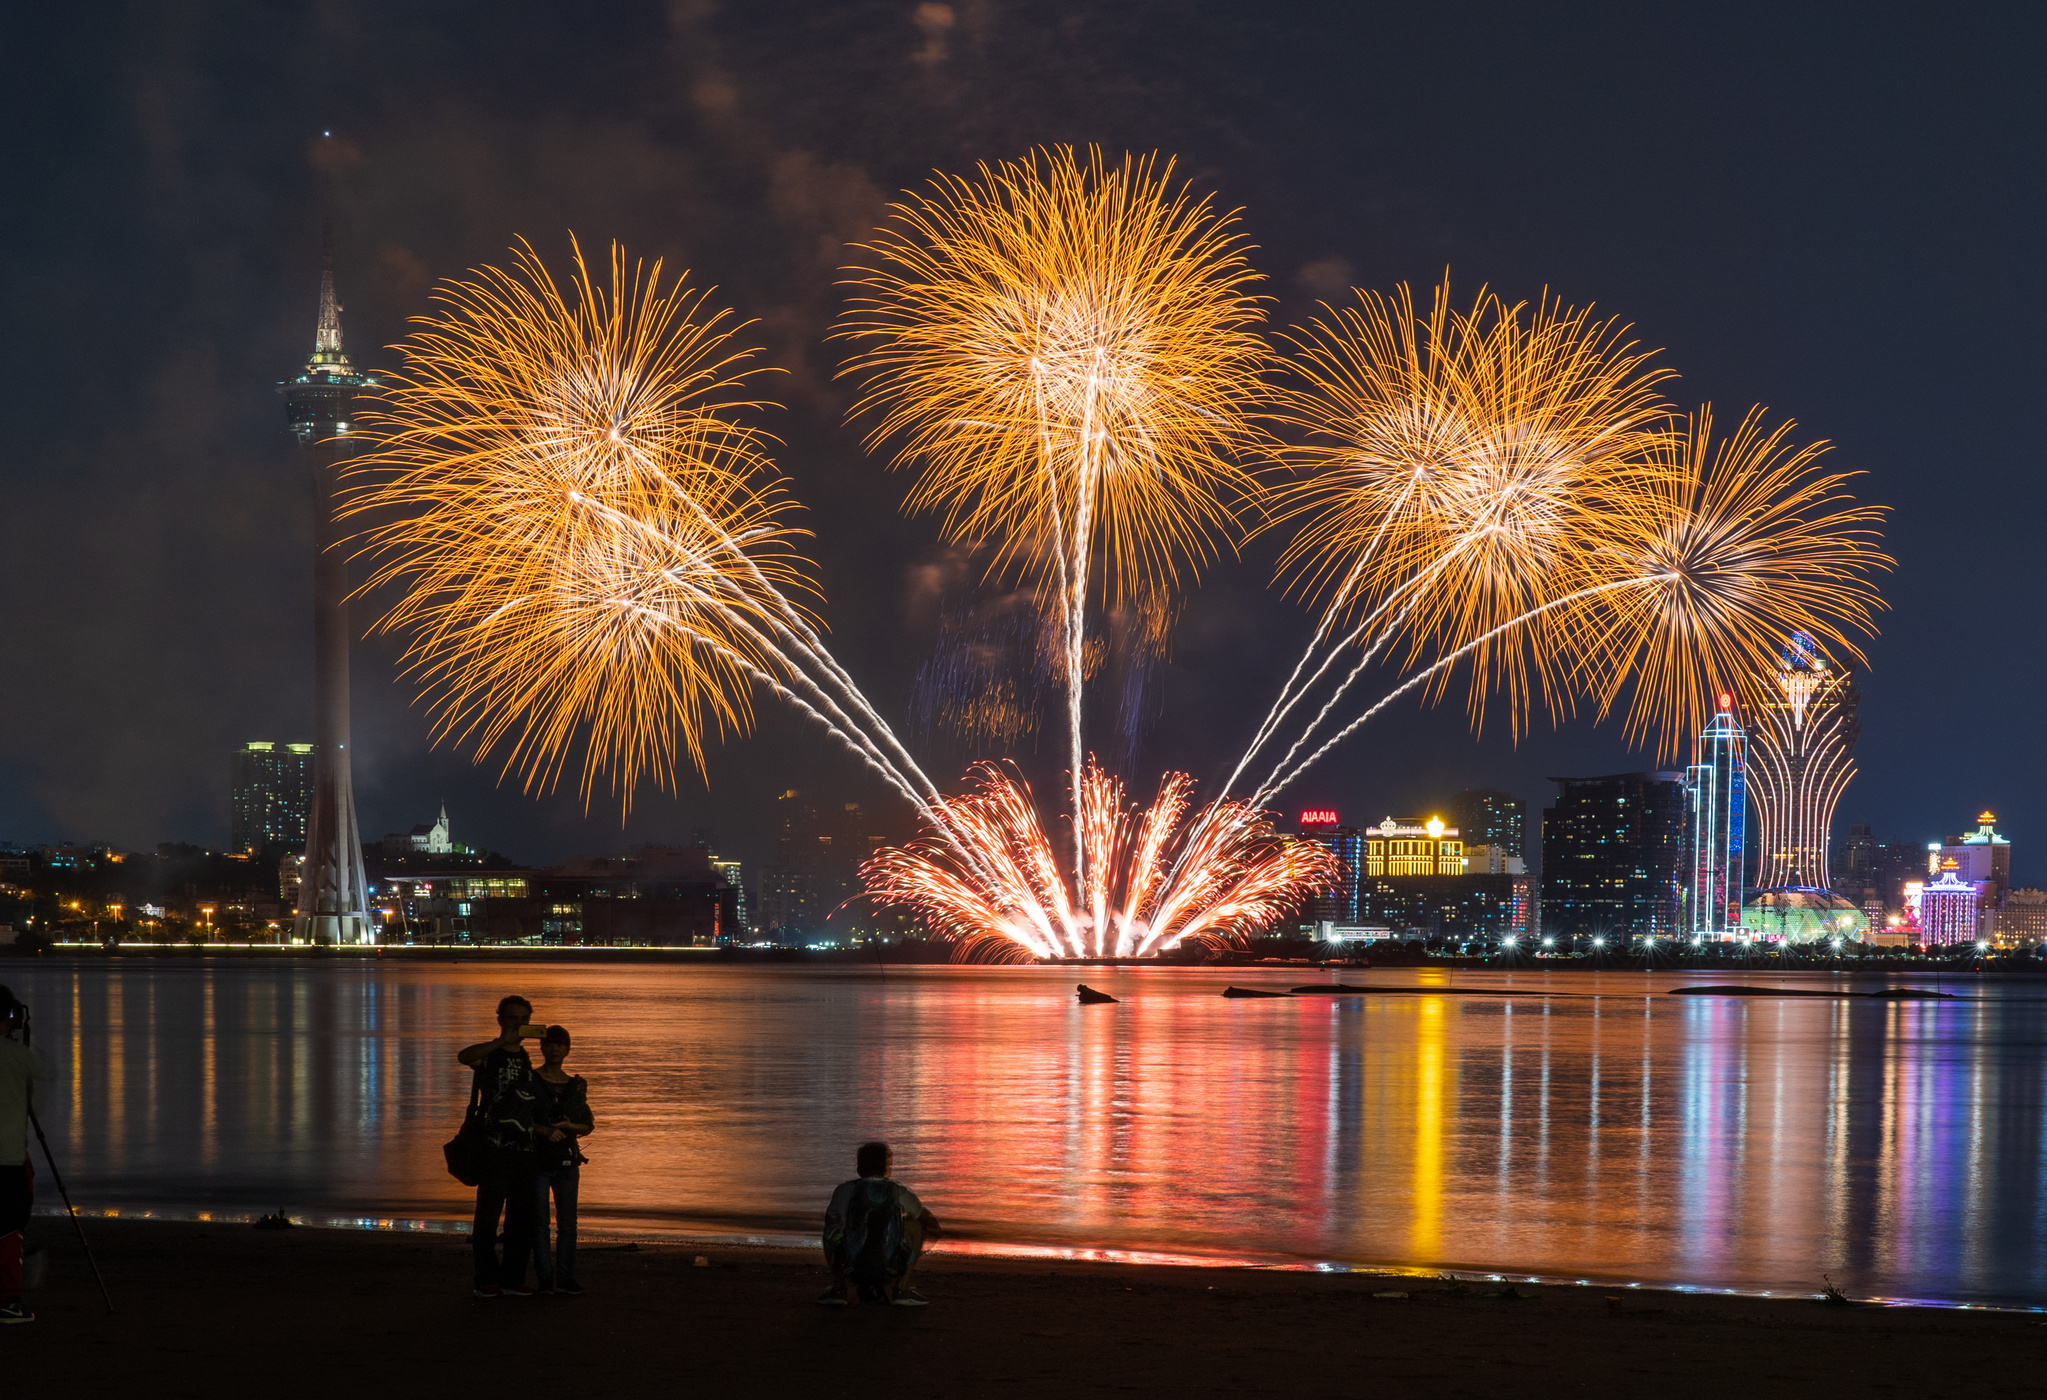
[25,1105,113,1312]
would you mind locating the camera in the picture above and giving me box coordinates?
[0,986,27,1042]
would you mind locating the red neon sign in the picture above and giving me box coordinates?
[1299,809,1339,826]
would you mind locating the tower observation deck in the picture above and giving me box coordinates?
[280,225,375,944]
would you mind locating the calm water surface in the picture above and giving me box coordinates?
[6,959,2045,1306]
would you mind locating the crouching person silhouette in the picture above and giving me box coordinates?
[818,1140,940,1307]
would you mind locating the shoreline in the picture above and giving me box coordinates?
[31,1204,2041,1315]
[10,1219,2043,1397]
[17,944,2047,978]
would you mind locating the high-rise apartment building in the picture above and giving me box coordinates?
[1749,632,1858,890]
[230,741,314,854]
[757,790,904,938]
[1540,772,1686,938]
[1683,699,1745,937]
[1448,790,1527,864]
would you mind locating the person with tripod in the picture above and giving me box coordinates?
[0,985,45,1324]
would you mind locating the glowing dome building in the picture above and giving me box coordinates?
[1740,886,1871,943]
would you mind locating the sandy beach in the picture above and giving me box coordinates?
[5,1218,2039,1397]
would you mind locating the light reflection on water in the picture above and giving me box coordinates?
[6,959,2045,1306]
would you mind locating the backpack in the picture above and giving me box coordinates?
[840,1179,905,1286]
[442,1067,490,1187]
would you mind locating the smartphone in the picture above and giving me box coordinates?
[517,1024,546,1038]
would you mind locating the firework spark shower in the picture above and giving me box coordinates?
[348,147,1890,962]
[839,148,1270,886]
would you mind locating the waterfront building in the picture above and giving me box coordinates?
[1343,814,1524,938]
[376,845,738,946]
[1539,772,1686,938]
[1683,697,1745,938]
[1920,862,1989,945]
[1993,888,2047,944]
[281,224,375,945]
[1296,810,1362,924]
[1836,826,1924,920]
[1739,887,1869,943]
[1939,813,2011,901]
[229,741,314,854]
[1748,632,1859,890]
[381,804,458,857]
[1356,872,1521,940]
[757,790,905,939]
[1448,789,1526,865]
[711,858,749,934]
[1364,816,1465,876]
[1463,844,1523,875]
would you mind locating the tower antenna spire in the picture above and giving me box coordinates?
[311,216,349,369]
[316,219,343,356]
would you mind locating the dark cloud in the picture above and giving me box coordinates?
[0,2,2041,884]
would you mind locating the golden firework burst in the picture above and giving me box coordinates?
[1574,405,1892,758]
[839,145,1272,607]
[1268,280,1674,734]
[343,237,813,808]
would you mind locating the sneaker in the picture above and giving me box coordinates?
[556,1279,585,1297]
[473,1284,503,1299]
[501,1284,536,1298]
[891,1288,930,1308]
[816,1285,849,1307]
[535,1278,555,1295]
[0,1299,33,1325]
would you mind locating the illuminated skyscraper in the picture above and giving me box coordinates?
[1683,696,1745,937]
[229,741,315,854]
[1539,773,1686,938]
[1748,632,1858,890]
[280,225,375,944]
[1296,810,1361,924]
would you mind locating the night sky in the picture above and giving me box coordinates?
[2,2,2039,884]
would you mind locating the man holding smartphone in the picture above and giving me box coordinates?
[457,995,542,1298]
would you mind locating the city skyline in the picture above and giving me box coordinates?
[2,5,2038,893]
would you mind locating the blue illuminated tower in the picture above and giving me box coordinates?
[280,224,375,944]
[1684,695,1745,938]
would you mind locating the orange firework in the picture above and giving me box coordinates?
[344,237,814,807]
[840,145,1270,606]
[1268,280,1673,735]
[1574,405,1892,758]
[1244,404,1890,802]
[861,761,1338,960]
[841,146,1272,877]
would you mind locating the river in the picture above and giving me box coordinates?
[3,958,2041,1306]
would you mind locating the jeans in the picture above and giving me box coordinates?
[532,1163,579,1286]
[472,1153,537,1288]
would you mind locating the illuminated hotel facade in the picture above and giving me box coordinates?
[1365,816,1465,876]
[1749,632,1859,891]
[1683,697,1745,938]
[1920,865,1986,945]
